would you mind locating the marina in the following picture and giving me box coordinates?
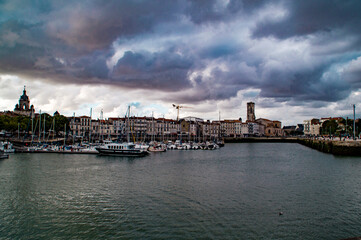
[1,143,361,239]
[1,1,361,239]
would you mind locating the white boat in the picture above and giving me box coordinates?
[167,144,177,150]
[191,143,200,150]
[0,141,15,153]
[135,143,150,151]
[148,144,167,152]
[80,145,98,153]
[206,142,219,150]
[0,153,9,159]
[182,143,191,150]
[95,142,149,157]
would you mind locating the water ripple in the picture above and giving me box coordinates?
[1,143,361,239]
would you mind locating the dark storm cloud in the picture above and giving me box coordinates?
[111,49,193,91]
[257,65,347,102]
[46,0,186,51]
[1,0,361,108]
[253,1,361,41]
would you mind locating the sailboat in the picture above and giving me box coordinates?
[148,112,166,152]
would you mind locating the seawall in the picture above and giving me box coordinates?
[225,137,361,156]
[297,138,361,156]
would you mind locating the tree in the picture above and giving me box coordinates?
[53,115,70,136]
[321,120,338,135]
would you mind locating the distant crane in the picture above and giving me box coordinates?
[172,104,192,121]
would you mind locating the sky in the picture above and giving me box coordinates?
[1,0,361,125]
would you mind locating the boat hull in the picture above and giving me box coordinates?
[95,147,148,157]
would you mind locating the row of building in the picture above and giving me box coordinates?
[303,117,356,136]
[68,102,283,141]
[8,87,285,141]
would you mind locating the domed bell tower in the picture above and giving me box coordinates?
[14,86,35,116]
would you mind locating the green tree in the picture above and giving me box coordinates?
[54,115,70,136]
[321,120,338,135]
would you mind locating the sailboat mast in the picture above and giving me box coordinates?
[53,117,55,140]
[127,106,130,142]
[73,112,75,144]
[39,110,42,143]
[100,109,103,142]
[162,115,165,142]
[89,108,92,143]
[218,111,221,141]
[64,124,66,146]
[31,117,34,143]
[43,114,46,142]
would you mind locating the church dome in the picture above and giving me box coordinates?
[20,89,29,101]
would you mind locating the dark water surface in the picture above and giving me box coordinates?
[1,143,361,239]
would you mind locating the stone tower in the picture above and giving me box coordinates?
[14,86,35,116]
[247,102,255,122]
[19,86,30,110]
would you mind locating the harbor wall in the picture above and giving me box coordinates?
[225,137,361,156]
[297,138,361,156]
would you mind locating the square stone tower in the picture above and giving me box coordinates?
[247,102,255,122]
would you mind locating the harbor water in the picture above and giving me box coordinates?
[1,143,361,239]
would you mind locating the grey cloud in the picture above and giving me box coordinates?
[343,57,361,88]
[71,50,112,80]
[253,1,361,41]
[111,49,193,91]
[258,63,351,102]
[186,0,269,24]
[0,0,360,110]
[46,0,184,51]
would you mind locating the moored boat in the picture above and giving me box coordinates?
[95,142,148,157]
[0,141,15,153]
[148,143,167,152]
[0,153,9,159]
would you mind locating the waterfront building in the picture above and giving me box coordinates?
[212,120,225,138]
[303,119,321,136]
[163,118,179,141]
[180,116,204,142]
[69,116,91,138]
[155,118,178,142]
[283,126,297,136]
[223,120,236,137]
[303,120,311,135]
[234,119,242,138]
[199,121,219,141]
[256,118,282,137]
[241,121,264,137]
[296,124,304,134]
[14,86,35,117]
[108,117,124,137]
[129,116,147,141]
[89,119,113,140]
[109,116,180,142]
